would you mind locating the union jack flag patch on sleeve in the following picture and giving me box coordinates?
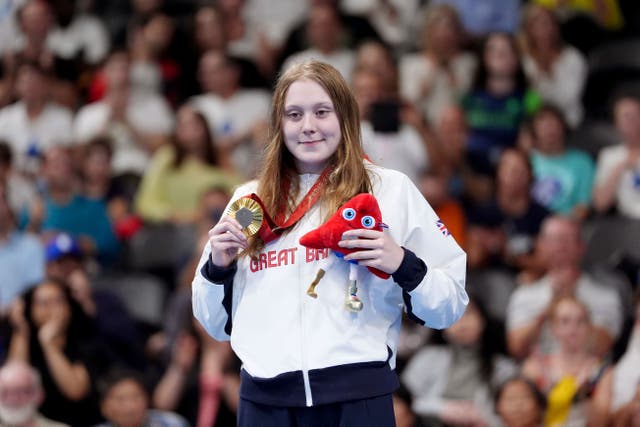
[436,219,450,236]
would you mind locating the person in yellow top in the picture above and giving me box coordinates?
[533,0,623,30]
[135,104,241,224]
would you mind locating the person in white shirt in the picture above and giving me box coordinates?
[506,216,623,360]
[73,49,174,176]
[352,67,428,184]
[399,4,476,125]
[592,94,640,219]
[0,361,69,427]
[46,0,110,65]
[0,61,73,174]
[281,4,356,82]
[520,4,587,128]
[5,0,60,79]
[190,50,270,178]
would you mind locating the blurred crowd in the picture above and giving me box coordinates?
[0,0,640,426]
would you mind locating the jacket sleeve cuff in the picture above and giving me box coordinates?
[201,256,237,284]
[392,247,427,292]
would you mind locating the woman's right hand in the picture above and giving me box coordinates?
[208,216,248,268]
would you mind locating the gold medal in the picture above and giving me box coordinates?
[225,197,264,237]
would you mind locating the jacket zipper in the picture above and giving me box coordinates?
[299,175,313,406]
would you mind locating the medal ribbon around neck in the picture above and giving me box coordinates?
[228,166,333,244]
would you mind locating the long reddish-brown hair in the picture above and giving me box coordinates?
[247,60,372,254]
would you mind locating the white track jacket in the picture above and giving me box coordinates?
[192,164,468,407]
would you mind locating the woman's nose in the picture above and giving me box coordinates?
[301,113,316,134]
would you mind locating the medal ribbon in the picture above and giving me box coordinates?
[247,166,333,244]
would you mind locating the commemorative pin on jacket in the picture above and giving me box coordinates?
[192,163,468,407]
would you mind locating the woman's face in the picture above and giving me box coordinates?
[84,146,111,181]
[484,34,518,78]
[30,282,71,330]
[176,107,207,151]
[533,111,565,154]
[526,7,558,45]
[551,299,590,351]
[282,79,342,174]
[497,151,530,192]
[614,98,640,145]
[496,380,542,427]
[426,12,459,53]
[194,8,225,51]
[443,302,485,346]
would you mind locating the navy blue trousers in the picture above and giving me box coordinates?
[237,394,396,427]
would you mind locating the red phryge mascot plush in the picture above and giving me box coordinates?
[300,193,389,312]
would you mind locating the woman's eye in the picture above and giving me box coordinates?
[316,109,329,117]
[361,216,375,228]
[287,111,301,120]
[342,208,356,220]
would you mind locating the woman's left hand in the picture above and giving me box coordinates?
[339,229,405,275]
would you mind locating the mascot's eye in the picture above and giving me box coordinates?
[342,208,356,220]
[361,215,375,228]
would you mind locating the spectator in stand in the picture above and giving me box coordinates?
[110,0,165,47]
[531,0,623,54]
[183,5,266,96]
[191,50,270,178]
[74,49,174,177]
[135,104,240,225]
[494,377,546,427]
[0,187,44,309]
[79,137,139,240]
[402,297,516,426]
[429,0,521,38]
[340,0,420,51]
[280,3,356,81]
[6,279,102,425]
[217,0,276,80]
[354,41,399,99]
[277,0,381,72]
[0,360,69,427]
[44,232,146,370]
[591,294,640,426]
[399,3,476,125]
[21,146,120,264]
[96,368,188,427]
[520,296,606,426]
[0,0,22,58]
[392,383,427,427]
[592,94,640,219]
[46,0,110,66]
[520,4,587,128]
[0,142,37,221]
[128,11,183,103]
[432,104,484,200]
[354,42,439,168]
[529,105,594,221]
[6,0,56,74]
[151,316,240,426]
[461,32,541,177]
[352,67,429,185]
[506,216,623,360]
[466,148,549,272]
[418,169,466,249]
[0,61,73,176]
